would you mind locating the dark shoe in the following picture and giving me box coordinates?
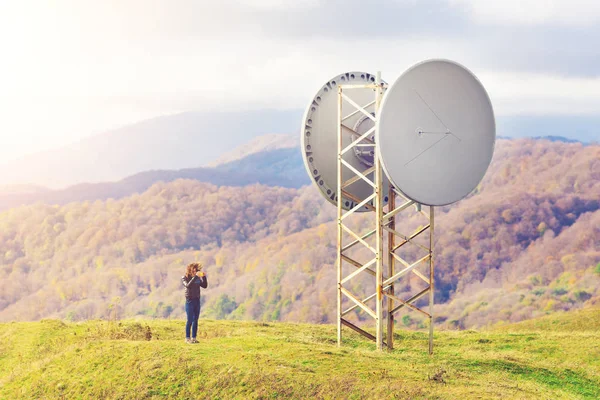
[191,338,198,344]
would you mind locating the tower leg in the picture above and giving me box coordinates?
[336,86,343,347]
[375,71,384,351]
[375,159,383,351]
[386,188,396,350]
[429,207,435,355]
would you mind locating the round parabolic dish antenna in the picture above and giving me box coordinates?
[376,59,495,206]
[301,72,389,211]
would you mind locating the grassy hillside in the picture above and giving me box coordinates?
[1,310,599,399]
[493,307,600,332]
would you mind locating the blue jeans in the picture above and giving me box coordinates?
[185,298,200,338]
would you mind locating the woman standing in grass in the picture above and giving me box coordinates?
[181,262,208,344]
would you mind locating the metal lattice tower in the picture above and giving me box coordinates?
[335,73,435,352]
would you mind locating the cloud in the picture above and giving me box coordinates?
[1,0,600,160]
[479,71,600,115]
[236,0,320,10]
[85,37,600,119]
[465,27,600,78]
[450,0,600,26]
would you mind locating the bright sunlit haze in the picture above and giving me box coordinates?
[1,0,599,162]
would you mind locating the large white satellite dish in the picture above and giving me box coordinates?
[376,59,496,206]
[301,71,389,211]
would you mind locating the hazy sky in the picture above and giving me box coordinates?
[1,0,600,162]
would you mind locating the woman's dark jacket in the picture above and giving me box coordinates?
[181,275,208,300]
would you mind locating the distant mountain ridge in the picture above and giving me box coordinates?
[0,147,308,211]
[1,108,598,190]
[497,135,586,144]
[0,184,49,196]
[0,134,591,212]
[532,135,583,144]
[207,133,298,167]
[0,110,300,189]
[498,115,600,144]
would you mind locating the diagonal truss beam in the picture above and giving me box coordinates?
[411,268,430,284]
[340,318,376,341]
[341,287,376,319]
[384,199,415,221]
[390,252,428,284]
[340,223,377,254]
[342,125,374,145]
[342,228,376,252]
[383,253,431,286]
[342,166,376,189]
[342,291,377,316]
[385,289,431,318]
[384,225,430,252]
[341,193,376,221]
[390,287,431,314]
[341,159,375,189]
[341,126,376,155]
[342,190,376,212]
[391,251,410,268]
[391,188,427,214]
[341,93,377,122]
[341,254,376,277]
[341,257,377,284]
[393,224,430,251]
[341,283,393,316]
[341,100,376,122]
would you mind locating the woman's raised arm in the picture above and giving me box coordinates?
[182,275,196,287]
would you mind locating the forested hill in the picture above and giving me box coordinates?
[0,139,598,329]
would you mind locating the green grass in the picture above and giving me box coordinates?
[493,307,600,332]
[1,309,599,399]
